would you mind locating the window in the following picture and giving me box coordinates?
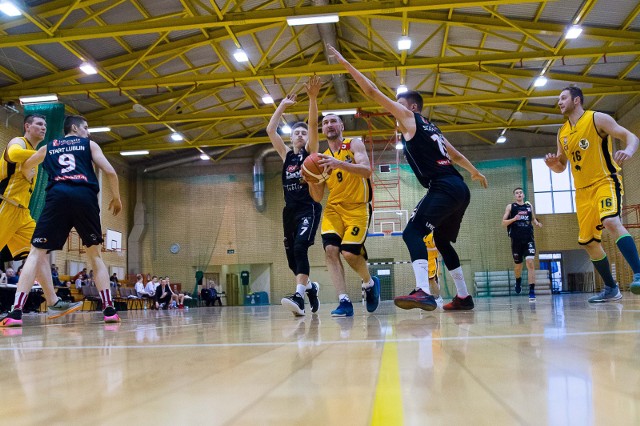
[531,158,576,214]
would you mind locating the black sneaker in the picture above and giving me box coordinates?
[306,282,320,313]
[0,309,23,327]
[281,292,305,316]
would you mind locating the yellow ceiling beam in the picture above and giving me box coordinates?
[5,43,640,98]
[0,0,555,48]
[89,84,640,128]
[102,117,563,154]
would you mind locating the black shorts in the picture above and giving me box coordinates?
[511,238,536,264]
[32,185,103,251]
[283,203,322,249]
[410,176,470,243]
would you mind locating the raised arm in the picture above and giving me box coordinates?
[443,138,488,188]
[90,141,122,215]
[544,133,568,173]
[304,75,321,154]
[267,95,296,161]
[317,138,372,179]
[594,112,639,165]
[326,44,416,139]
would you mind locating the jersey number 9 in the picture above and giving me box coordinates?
[58,154,76,173]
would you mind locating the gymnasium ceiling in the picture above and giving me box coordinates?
[1,0,640,166]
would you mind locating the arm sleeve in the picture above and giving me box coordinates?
[7,144,36,163]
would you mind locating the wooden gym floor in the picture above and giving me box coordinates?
[1,293,639,425]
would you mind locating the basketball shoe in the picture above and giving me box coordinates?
[529,289,536,302]
[47,299,83,320]
[364,276,380,313]
[588,285,622,303]
[0,309,23,327]
[331,298,354,317]
[443,295,475,311]
[630,273,640,295]
[394,289,437,311]
[103,306,121,323]
[282,292,305,316]
[306,282,320,313]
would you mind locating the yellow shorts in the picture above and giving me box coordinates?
[0,202,35,259]
[321,202,371,248]
[575,178,623,245]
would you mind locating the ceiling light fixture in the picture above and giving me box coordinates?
[396,85,408,95]
[19,94,58,105]
[321,109,357,116]
[200,154,210,160]
[395,141,404,150]
[565,25,583,40]
[534,75,548,87]
[79,62,98,75]
[496,135,507,143]
[0,1,21,17]
[233,49,249,63]
[262,95,274,104]
[87,127,111,133]
[397,36,412,51]
[281,125,292,134]
[170,132,184,141]
[120,150,149,156]
[286,14,339,26]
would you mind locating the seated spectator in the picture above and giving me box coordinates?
[56,286,74,302]
[201,280,222,307]
[87,269,95,286]
[171,284,185,308]
[146,276,159,296]
[75,275,84,290]
[51,264,63,287]
[110,273,119,288]
[6,268,18,285]
[0,269,6,285]
[72,267,87,283]
[155,279,173,310]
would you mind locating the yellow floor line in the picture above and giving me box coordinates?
[371,340,403,425]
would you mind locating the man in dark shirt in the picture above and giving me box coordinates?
[502,188,542,300]
[328,44,488,311]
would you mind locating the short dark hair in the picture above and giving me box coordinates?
[562,86,584,105]
[291,122,308,132]
[321,114,343,124]
[513,187,524,194]
[24,114,46,127]
[396,90,424,112]
[63,115,87,134]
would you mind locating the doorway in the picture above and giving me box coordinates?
[540,253,562,294]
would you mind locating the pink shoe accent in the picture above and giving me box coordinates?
[0,317,23,328]
[104,314,121,324]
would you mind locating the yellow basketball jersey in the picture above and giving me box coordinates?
[323,139,372,206]
[558,110,621,189]
[0,137,36,207]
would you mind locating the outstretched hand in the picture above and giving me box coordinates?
[326,44,347,65]
[304,75,322,98]
[280,93,296,109]
[614,149,633,165]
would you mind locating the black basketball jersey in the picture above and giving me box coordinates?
[282,148,315,206]
[43,136,100,193]
[507,202,534,240]
[401,113,463,188]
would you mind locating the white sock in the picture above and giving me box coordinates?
[305,280,313,290]
[339,294,350,302]
[296,284,307,296]
[362,278,374,289]
[449,266,469,298]
[412,260,431,294]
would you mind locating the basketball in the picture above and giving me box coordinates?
[302,153,330,183]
